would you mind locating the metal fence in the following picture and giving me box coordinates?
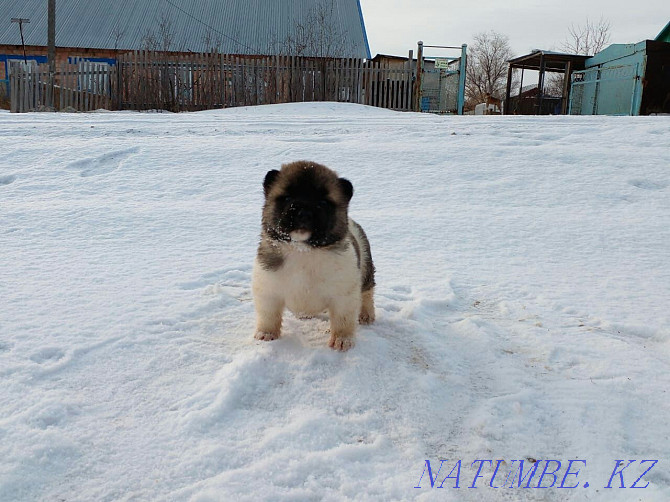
[9,52,415,113]
[569,63,642,116]
[415,43,467,115]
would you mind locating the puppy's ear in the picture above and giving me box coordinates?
[263,170,280,197]
[339,178,353,202]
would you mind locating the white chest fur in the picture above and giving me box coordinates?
[252,239,361,316]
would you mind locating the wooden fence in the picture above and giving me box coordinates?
[10,52,415,113]
[10,60,114,113]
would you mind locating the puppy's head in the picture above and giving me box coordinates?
[261,161,353,247]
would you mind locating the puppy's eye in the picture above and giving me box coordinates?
[279,196,295,205]
[316,200,330,209]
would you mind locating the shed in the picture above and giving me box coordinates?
[503,50,590,115]
[569,40,670,115]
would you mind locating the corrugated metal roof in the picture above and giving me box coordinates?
[0,0,370,57]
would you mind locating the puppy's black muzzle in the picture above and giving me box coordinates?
[292,206,314,230]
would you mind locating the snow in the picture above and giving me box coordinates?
[1,103,669,501]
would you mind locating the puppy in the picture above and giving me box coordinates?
[252,161,375,351]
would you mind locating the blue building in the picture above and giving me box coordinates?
[569,39,670,115]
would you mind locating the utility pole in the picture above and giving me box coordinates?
[10,18,30,64]
[48,0,56,74]
[47,0,56,108]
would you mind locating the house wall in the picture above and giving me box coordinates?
[1,45,117,92]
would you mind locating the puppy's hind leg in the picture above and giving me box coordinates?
[254,295,284,341]
[359,288,375,325]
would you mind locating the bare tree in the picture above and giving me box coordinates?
[561,17,611,55]
[141,13,180,52]
[203,29,224,54]
[272,0,355,57]
[544,18,611,98]
[465,30,515,107]
[111,25,126,51]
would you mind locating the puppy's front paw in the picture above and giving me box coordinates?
[254,330,280,341]
[328,334,354,351]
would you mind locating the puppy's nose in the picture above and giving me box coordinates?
[295,207,313,227]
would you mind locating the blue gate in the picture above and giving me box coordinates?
[416,42,467,114]
[569,62,643,115]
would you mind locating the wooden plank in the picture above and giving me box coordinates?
[193,52,199,110]
[261,56,266,105]
[257,57,262,106]
[30,64,37,111]
[58,61,63,110]
[311,59,316,102]
[236,54,241,107]
[383,63,388,108]
[274,54,280,104]
[348,58,354,104]
[370,62,376,107]
[62,63,67,110]
[17,64,21,112]
[17,65,22,112]
[83,61,89,111]
[19,64,25,112]
[289,54,295,102]
[76,62,82,111]
[71,61,77,110]
[26,64,31,111]
[224,54,228,108]
[32,64,37,110]
[87,61,93,111]
[388,65,394,110]
[80,61,86,111]
[18,65,24,112]
[27,65,33,111]
[393,65,399,110]
[73,61,79,111]
[374,61,381,108]
[67,62,74,110]
[358,59,365,105]
[10,65,16,113]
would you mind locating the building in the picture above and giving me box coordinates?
[503,50,590,115]
[0,0,371,98]
[569,40,670,115]
[504,19,670,116]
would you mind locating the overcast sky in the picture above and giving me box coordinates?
[359,0,669,58]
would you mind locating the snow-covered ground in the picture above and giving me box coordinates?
[1,103,669,501]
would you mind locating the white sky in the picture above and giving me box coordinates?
[359,0,669,58]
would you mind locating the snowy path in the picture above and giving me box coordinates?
[1,104,669,501]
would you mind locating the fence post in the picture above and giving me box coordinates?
[457,44,467,115]
[414,41,423,112]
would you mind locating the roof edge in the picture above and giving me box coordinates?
[356,0,371,59]
[656,21,670,41]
